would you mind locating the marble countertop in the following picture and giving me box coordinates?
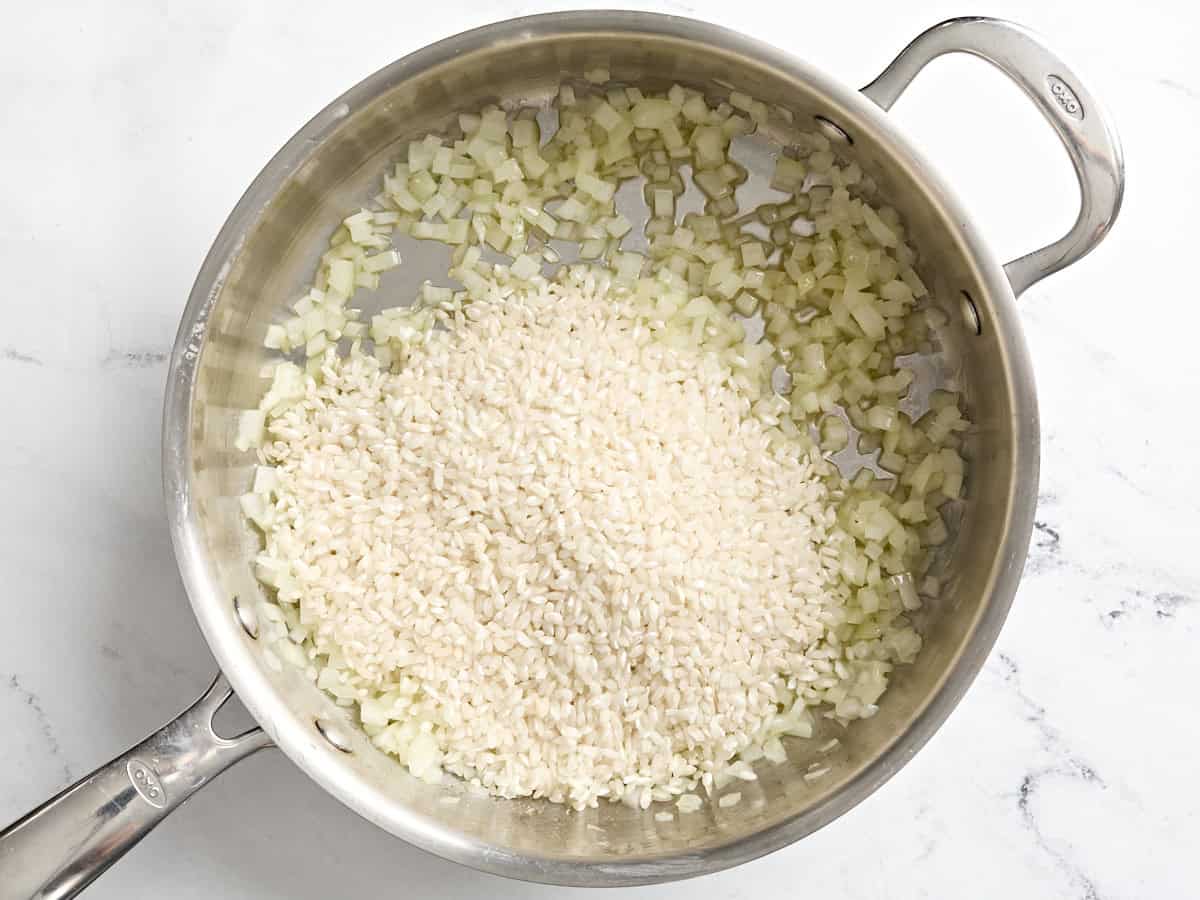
[1,1,1195,897]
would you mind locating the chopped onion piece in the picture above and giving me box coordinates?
[363,250,401,274]
[631,99,676,128]
[510,254,541,280]
[235,409,266,452]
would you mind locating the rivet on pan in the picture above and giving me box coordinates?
[814,115,853,145]
[960,290,983,336]
[315,718,354,753]
[233,595,258,639]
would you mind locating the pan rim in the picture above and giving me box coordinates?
[162,9,1038,886]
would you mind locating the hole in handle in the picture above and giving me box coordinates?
[233,595,258,639]
[959,290,982,336]
[813,115,853,145]
[315,718,354,753]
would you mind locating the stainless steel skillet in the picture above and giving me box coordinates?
[0,13,1122,898]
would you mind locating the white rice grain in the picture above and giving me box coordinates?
[256,275,872,808]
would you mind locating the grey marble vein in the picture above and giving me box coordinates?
[997,654,1107,900]
[1103,588,1196,626]
[1157,77,1200,102]
[1,346,42,366]
[6,675,72,786]
[1024,519,1065,576]
[1149,591,1195,619]
[102,348,169,368]
[1024,491,1199,626]
[1104,464,1200,516]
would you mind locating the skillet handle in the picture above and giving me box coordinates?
[861,17,1125,297]
[0,674,271,900]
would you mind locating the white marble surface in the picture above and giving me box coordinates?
[1,1,1196,897]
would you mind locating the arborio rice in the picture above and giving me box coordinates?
[247,272,918,808]
[238,76,969,810]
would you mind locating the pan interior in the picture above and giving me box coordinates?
[178,14,1033,883]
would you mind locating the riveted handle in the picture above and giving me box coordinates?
[862,17,1124,297]
[0,674,271,900]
